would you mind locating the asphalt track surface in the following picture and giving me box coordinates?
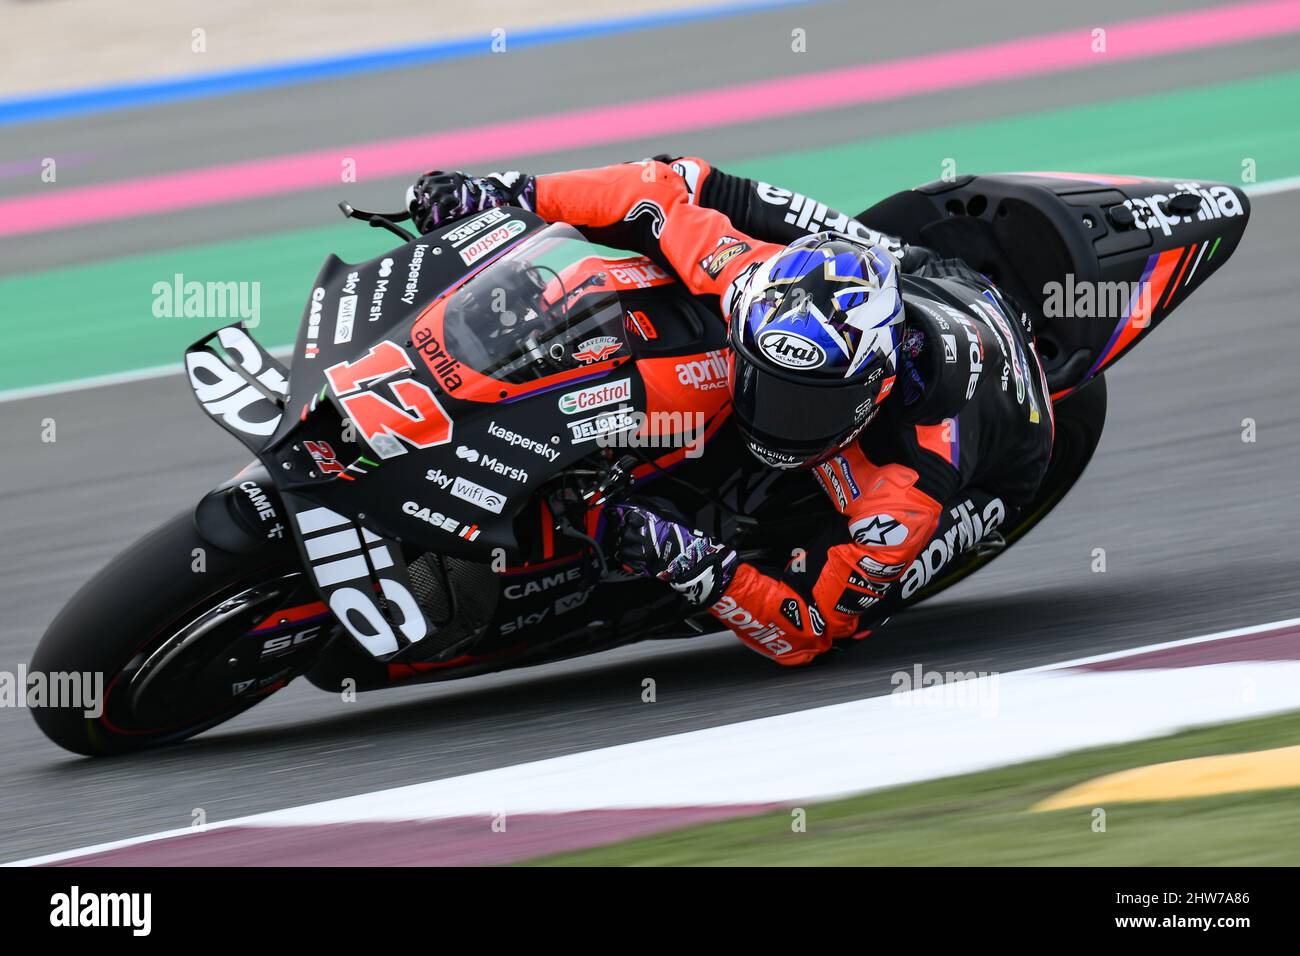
[1,0,1298,861]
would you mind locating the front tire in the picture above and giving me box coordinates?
[29,510,321,756]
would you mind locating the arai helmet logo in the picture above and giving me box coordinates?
[757,330,825,369]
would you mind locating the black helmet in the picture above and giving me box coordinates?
[728,232,904,469]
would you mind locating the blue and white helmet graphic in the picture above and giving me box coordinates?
[728,232,905,469]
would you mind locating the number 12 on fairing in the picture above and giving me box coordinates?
[324,341,453,459]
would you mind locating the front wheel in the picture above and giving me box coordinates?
[29,510,331,756]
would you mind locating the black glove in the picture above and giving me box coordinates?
[613,504,737,606]
[405,170,536,233]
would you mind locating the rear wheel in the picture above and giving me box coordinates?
[29,510,330,756]
[906,374,1108,604]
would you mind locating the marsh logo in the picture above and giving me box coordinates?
[758,330,825,369]
[50,886,151,936]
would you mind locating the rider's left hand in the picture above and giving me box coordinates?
[405,170,535,233]
[613,504,737,606]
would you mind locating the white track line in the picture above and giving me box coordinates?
[1241,173,1300,197]
[0,345,295,404]
[1,177,1295,405]
[9,615,1300,866]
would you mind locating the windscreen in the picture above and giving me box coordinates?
[440,224,629,385]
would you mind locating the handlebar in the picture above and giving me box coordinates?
[337,202,418,243]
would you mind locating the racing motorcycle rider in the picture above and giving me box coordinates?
[406,157,1055,666]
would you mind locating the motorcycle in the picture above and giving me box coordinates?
[30,172,1249,754]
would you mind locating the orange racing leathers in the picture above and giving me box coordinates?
[532,157,1054,665]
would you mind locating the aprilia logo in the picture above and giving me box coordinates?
[186,326,287,437]
[676,350,729,391]
[293,506,426,658]
[899,497,1007,599]
[711,595,793,656]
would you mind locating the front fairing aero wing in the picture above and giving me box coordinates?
[183,323,435,662]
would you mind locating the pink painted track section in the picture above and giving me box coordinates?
[1,0,1298,239]
[1070,624,1300,671]
[42,807,773,867]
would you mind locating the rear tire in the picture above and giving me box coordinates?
[906,374,1108,604]
[29,510,311,756]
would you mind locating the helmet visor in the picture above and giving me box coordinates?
[729,349,880,461]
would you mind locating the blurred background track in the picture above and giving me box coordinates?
[0,0,1297,861]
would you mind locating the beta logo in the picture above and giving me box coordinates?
[758,330,825,369]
